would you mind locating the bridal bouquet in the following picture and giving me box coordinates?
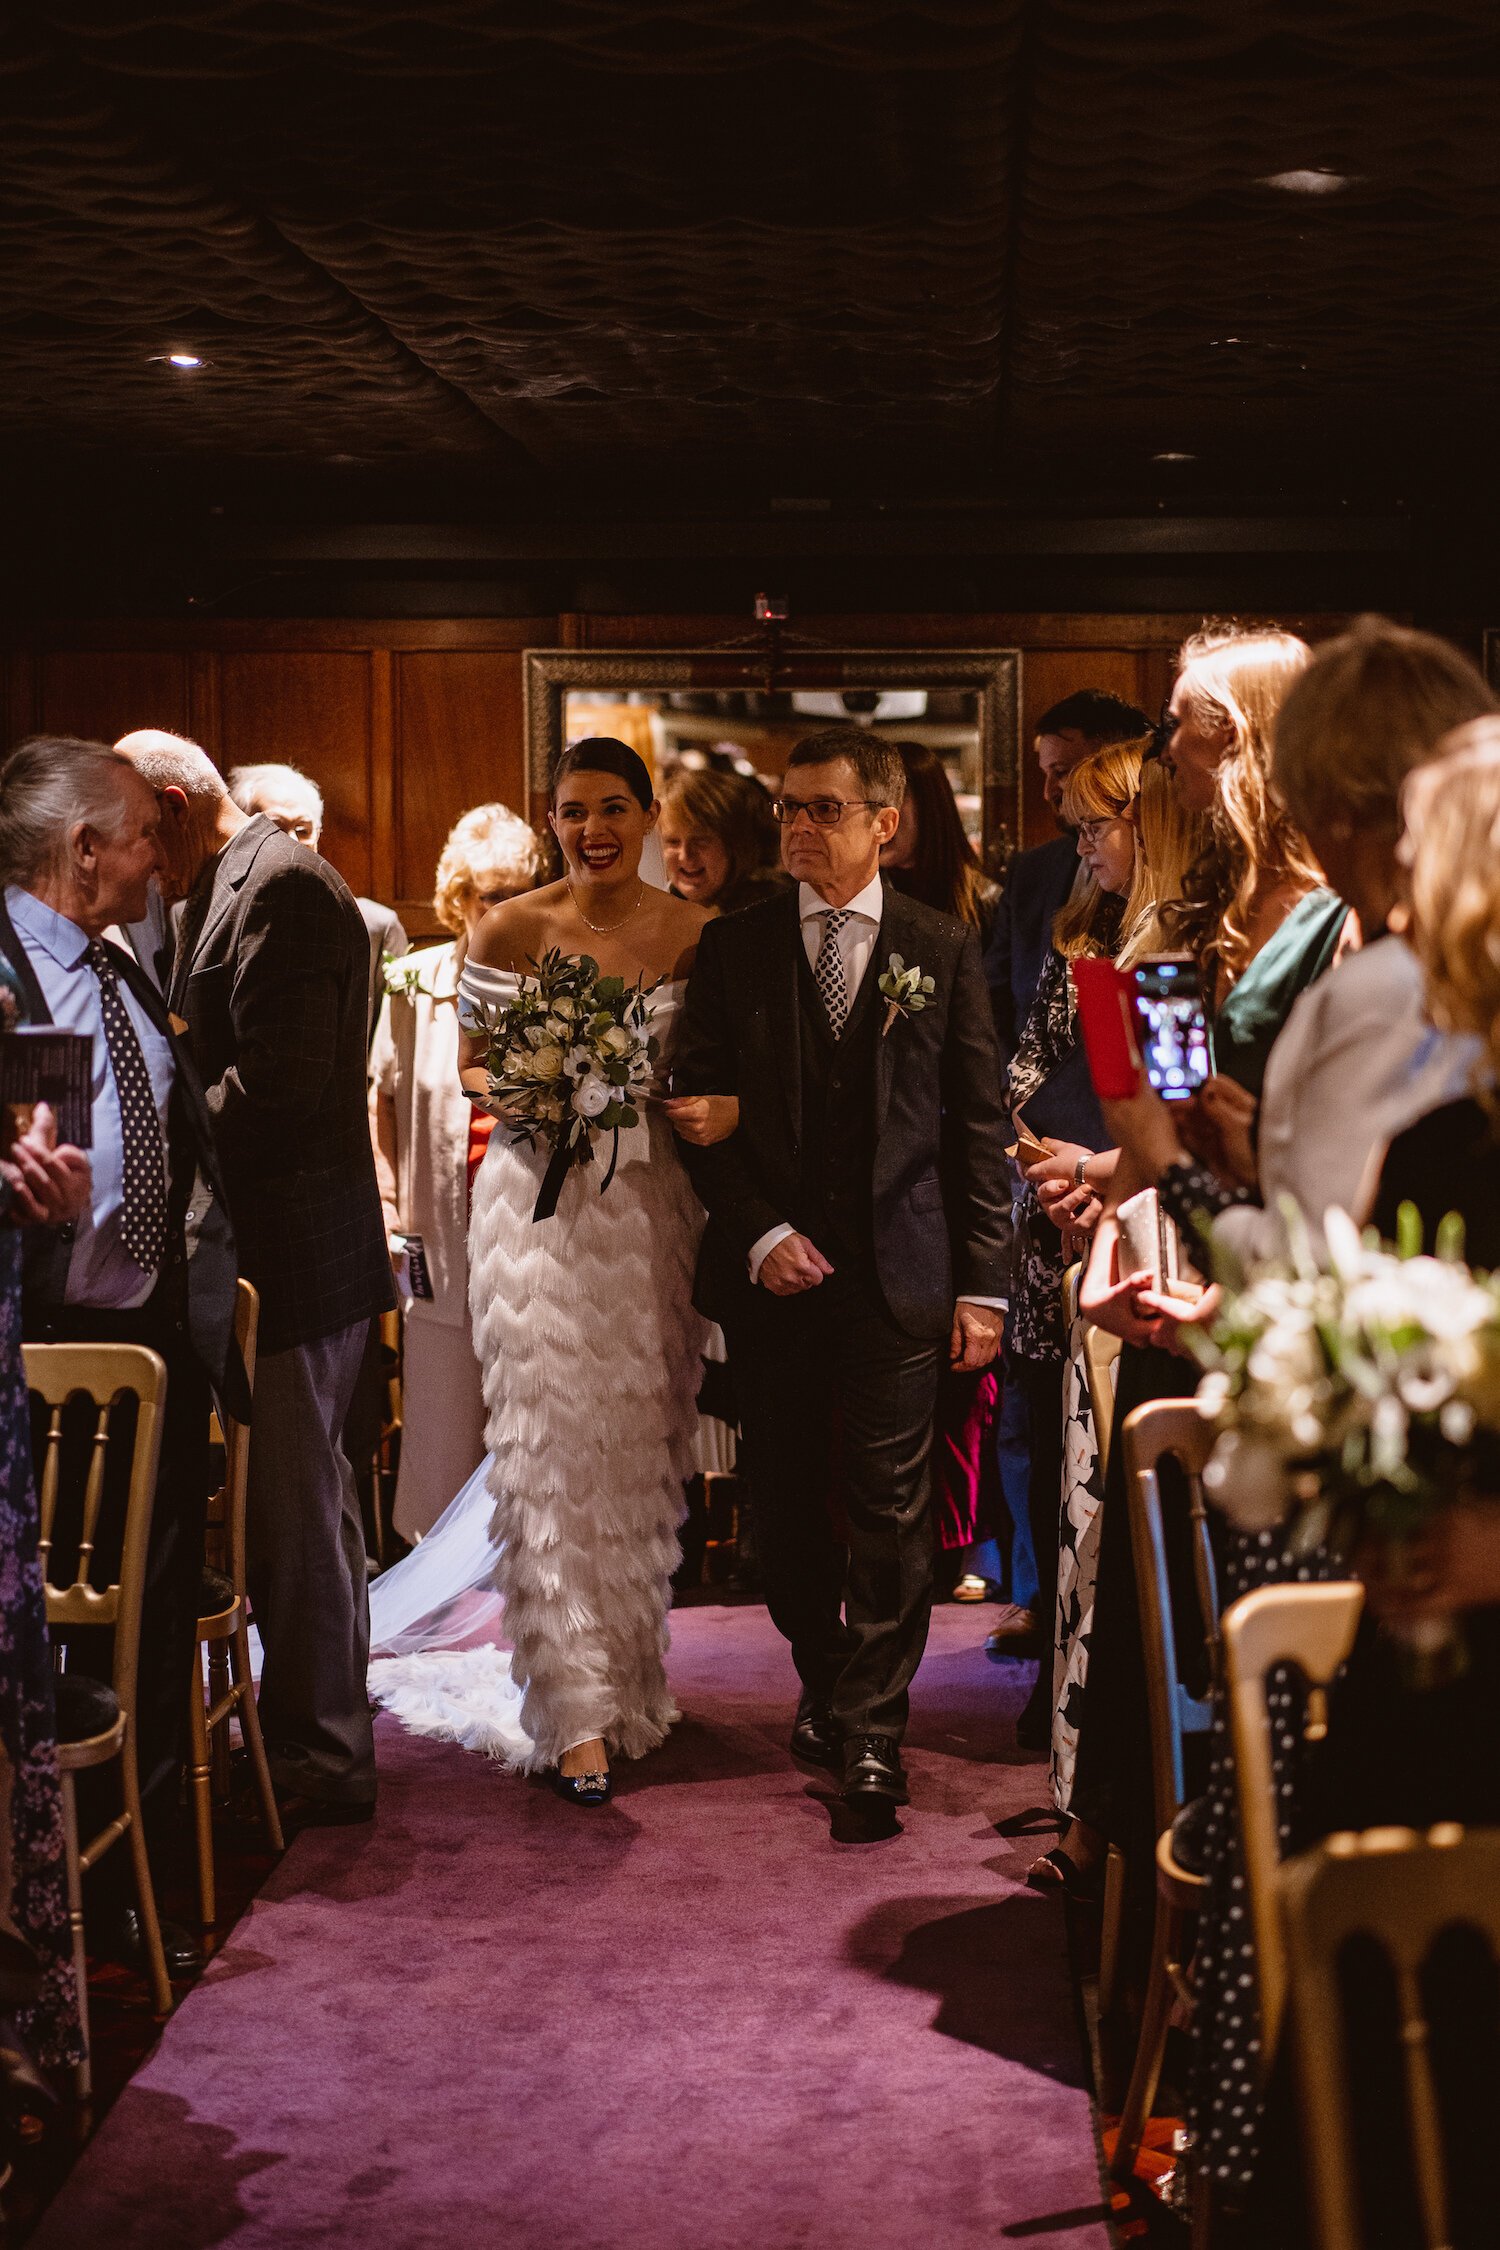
[472,949,659,1222]
[1191,1204,1500,1662]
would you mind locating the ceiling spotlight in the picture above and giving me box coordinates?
[1259,167,1352,195]
[149,349,206,369]
[1153,451,1196,464]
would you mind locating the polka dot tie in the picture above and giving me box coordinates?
[813,908,852,1037]
[86,942,168,1276]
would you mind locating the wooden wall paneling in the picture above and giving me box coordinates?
[392,649,531,935]
[369,649,396,903]
[3,650,38,745]
[32,649,191,749]
[1018,646,1158,850]
[217,650,375,896]
[187,649,221,756]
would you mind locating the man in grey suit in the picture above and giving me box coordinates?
[118,731,393,1825]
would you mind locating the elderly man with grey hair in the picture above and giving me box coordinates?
[117,729,393,1827]
[225,760,407,1047]
[0,735,244,1975]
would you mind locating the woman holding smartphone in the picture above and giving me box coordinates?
[1037,626,1337,1910]
[1001,742,1201,1813]
[1078,618,1496,2212]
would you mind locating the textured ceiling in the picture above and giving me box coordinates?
[3,3,1499,511]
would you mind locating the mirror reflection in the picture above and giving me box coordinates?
[562,687,1000,895]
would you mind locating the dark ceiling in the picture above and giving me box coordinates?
[4,4,1500,610]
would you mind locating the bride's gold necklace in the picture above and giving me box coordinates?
[567,878,646,935]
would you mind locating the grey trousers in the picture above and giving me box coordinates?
[246,1319,377,1806]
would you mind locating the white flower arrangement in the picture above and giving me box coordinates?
[877,953,935,1037]
[1191,1201,1500,1565]
[469,948,659,1220]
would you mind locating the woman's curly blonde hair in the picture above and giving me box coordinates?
[1165,624,1321,989]
[433,801,539,934]
[1404,719,1500,1090]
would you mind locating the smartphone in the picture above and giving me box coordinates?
[1071,957,1141,1101]
[1131,955,1211,1104]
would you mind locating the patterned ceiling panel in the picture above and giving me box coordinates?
[1008,1,1500,482]
[6,3,1498,501]
[0,24,504,462]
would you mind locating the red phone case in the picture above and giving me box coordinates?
[1070,956,1142,1101]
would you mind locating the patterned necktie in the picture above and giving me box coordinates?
[85,942,168,1276]
[813,908,853,1037]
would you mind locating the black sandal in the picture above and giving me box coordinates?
[1025,1845,1104,1904]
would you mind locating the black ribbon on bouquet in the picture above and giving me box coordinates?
[530,1126,621,1223]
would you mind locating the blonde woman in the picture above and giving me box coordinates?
[1001,746,1203,1874]
[369,802,539,1541]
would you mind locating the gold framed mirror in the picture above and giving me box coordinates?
[523,647,1022,878]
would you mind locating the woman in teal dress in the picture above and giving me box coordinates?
[0,952,93,2087]
[1063,627,1346,1889]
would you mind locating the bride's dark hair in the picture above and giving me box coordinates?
[551,737,654,812]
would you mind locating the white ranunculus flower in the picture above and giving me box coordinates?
[1246,1314,1324,1398]
[572,1074,612,1119]
[1203,1429,1290,1533]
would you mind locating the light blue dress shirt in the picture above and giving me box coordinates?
[6,885,175,1309]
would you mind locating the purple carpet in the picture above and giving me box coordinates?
[34,1605,1111,2250]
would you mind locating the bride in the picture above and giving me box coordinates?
[368,737,735,1806]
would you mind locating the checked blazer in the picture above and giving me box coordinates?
[170,817,393,1355]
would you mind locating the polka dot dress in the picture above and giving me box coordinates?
[1188,1525,1341,2190]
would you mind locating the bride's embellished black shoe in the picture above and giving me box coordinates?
[546,1764,613,1808]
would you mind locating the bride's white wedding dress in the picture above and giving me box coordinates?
[368,962,709,1769]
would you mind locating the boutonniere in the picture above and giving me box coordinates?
[382,953,428,1001]
[877,953,935,1037]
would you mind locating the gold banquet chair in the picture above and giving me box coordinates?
[1062,1264,1122,1477]
[28,1341,173,2100]
[1221,1579,1365,2087]
[189,1279,282,1929]
[1108,1396,1221,2185]
[1281,1823,1500,2250]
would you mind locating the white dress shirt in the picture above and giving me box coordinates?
[747,875,1002,1310]
[7,885,175,1310]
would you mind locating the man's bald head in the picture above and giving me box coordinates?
[115,728,228,802]
[116,729,246,899]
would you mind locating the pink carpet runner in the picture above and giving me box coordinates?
[35,1604,1111,2249]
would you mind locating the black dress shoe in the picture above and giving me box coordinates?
[546,1764,613,1808]
[789,1694,840,1770]
[841,1733,909,1805]
[103,1908,204,1981]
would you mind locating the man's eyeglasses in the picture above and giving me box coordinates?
[1144,698,1173,763]
[770,796,883,828]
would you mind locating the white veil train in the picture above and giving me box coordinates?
[366,1463,534,1765]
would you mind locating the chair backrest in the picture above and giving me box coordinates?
[1281,1823,1500,2250]
[207,1280,260,1590]
[1222,1580,1365,2081]
[1121,1397,1221,1834]
[26,1342,168,1716]
[1063,1263,1123,1473]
